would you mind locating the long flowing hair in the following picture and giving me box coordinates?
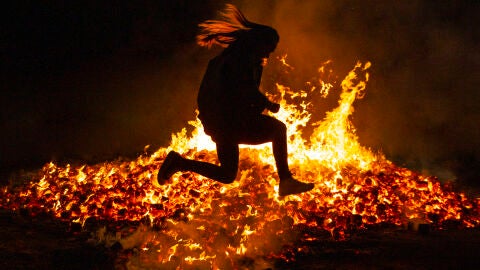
[197,4,277,49]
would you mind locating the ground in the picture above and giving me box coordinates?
[1,209,480,270]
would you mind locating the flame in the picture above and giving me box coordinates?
[1,58,480,269]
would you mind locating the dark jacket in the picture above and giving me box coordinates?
[197,50,269,140]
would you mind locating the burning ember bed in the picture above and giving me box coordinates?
[2,59,480,269]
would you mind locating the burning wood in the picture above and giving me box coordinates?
[1,59,479,269]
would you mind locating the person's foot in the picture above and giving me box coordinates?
[279,176,314,196]
[154,151,182,187]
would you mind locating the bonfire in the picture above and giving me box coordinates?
[1,57,479,269]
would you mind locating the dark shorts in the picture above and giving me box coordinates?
[202,114,286,145]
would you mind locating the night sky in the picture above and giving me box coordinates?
[2,1,479,188]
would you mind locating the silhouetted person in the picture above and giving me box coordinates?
[157,5,313,196]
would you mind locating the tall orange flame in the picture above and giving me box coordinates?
[1,59,479,269]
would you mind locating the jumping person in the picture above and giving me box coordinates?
[156,4,314,196]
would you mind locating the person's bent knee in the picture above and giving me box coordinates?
[218,170,237,184]
[272,120,287,136]
[277,121,287,133]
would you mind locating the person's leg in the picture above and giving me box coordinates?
[157,115,313,195]
[268,119,291,179]
[157,141,239,184]
[180,141,238,184]
[238,115,290,178]
[239,115,314,196]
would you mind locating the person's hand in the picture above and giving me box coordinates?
[267,102,280,113]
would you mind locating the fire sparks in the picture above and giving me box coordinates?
[1,59,480,269]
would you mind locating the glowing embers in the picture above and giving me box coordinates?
[1,59,480,269]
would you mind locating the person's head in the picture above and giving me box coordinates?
[240,26,279,60]
[197,4,279,59]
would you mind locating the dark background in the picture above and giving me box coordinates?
[1,1,479,189]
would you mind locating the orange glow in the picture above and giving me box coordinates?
[1,59,479,269]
